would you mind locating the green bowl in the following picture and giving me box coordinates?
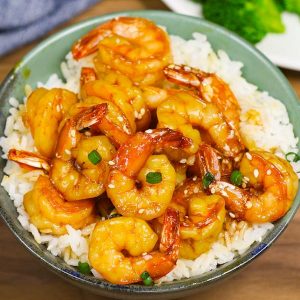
[0,10,299,299]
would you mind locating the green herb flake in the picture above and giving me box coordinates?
[202,172,214,189]
[146,172,162,184]
[88,150,102,165]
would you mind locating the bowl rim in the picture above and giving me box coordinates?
[0,9,299,296]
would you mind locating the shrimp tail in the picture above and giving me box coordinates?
[160,207,180,261]
[147,128,192,152]
[75,103,108,131]
[8,149,50,171]
[164,64,202,89]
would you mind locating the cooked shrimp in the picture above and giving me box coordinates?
[81,80,136,132]
[24,176,95,235]
[107,129,191,220]
[100,71,151,131]
[210,151,299,222]
[88,207,180,284]
[164,64,241,131]
[157,91,244,157]
[51,104,116,201]
[72,17,172,85]
[24,88,77,158]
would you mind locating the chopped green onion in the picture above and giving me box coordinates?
[140,271,153,286]
[285,152,300,162]
[146,172,162,184]
[88,150,102,165]
[143,276,153,286]
[230,170,243,186]
[202,172,214,189]
[78,262,91,274]
[140,271,150,280]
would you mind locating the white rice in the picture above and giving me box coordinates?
[0,31,298,282]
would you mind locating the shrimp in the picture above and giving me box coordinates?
[24,175,95,235]
[178,194,226,259]
[24,88,77,158]
[210,151,299,222]
[99,71,152,131]
[72,17,172,85]
[88,207,180,284]
[157,91,244,157]
[107,129,191,220]
[51,104,117,201]
[164,64,241,131]
[151,177,226,259]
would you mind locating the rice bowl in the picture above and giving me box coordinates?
[0,11,299,298]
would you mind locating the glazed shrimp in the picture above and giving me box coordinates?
[157,91,244,157]
[89,207,180,284]
[107,129,191,220]
[164,64,241,131]
[24,176,95,235]
[24,88,77,158]
[210,151,299,222]
[72,17,172,85]
[51,104,116,201]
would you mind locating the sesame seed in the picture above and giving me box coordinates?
[229,212,236,219]
[138,208,145,214]
[64,149,71,155]
[117,116,124,122]
[84,131,91,137]
[211,187,216,194]
[253,169,259,178]
[184,189,188,195]
[108,184,115,189]
[108,160,115,166]
[145,129,153,134]
[187,155,196,166]
[266,169,272,175]
[192,176,197,181]
[193,187,199,194]
[245,201,253,209]
[246,153,252,160]
[140,108,145,114]
[242,183,246,188]
[179,159,187,164]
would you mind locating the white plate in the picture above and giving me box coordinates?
[162,0,300,71]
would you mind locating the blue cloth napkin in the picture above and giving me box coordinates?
[0,0,99,56]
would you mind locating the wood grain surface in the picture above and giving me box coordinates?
[0,1,299,299]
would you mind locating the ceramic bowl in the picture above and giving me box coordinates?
[0,10,299,300]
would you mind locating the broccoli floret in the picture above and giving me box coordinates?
[202,0,285,44]
[281,0,300,14]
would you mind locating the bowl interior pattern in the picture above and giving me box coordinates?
[0,10,300,299]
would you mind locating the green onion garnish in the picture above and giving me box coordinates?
[285,152,300,163]
[88,150,102,165]
[78,262,91,274]
[146,172,162,184]
[202,172,214,189]
[140,271,153,286]
[230,170,243,186]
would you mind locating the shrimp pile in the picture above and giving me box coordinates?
[7,17,298,285]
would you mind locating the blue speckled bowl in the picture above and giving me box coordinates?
[0,10,299,300]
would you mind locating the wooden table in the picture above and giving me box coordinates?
[0,1,299,299]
